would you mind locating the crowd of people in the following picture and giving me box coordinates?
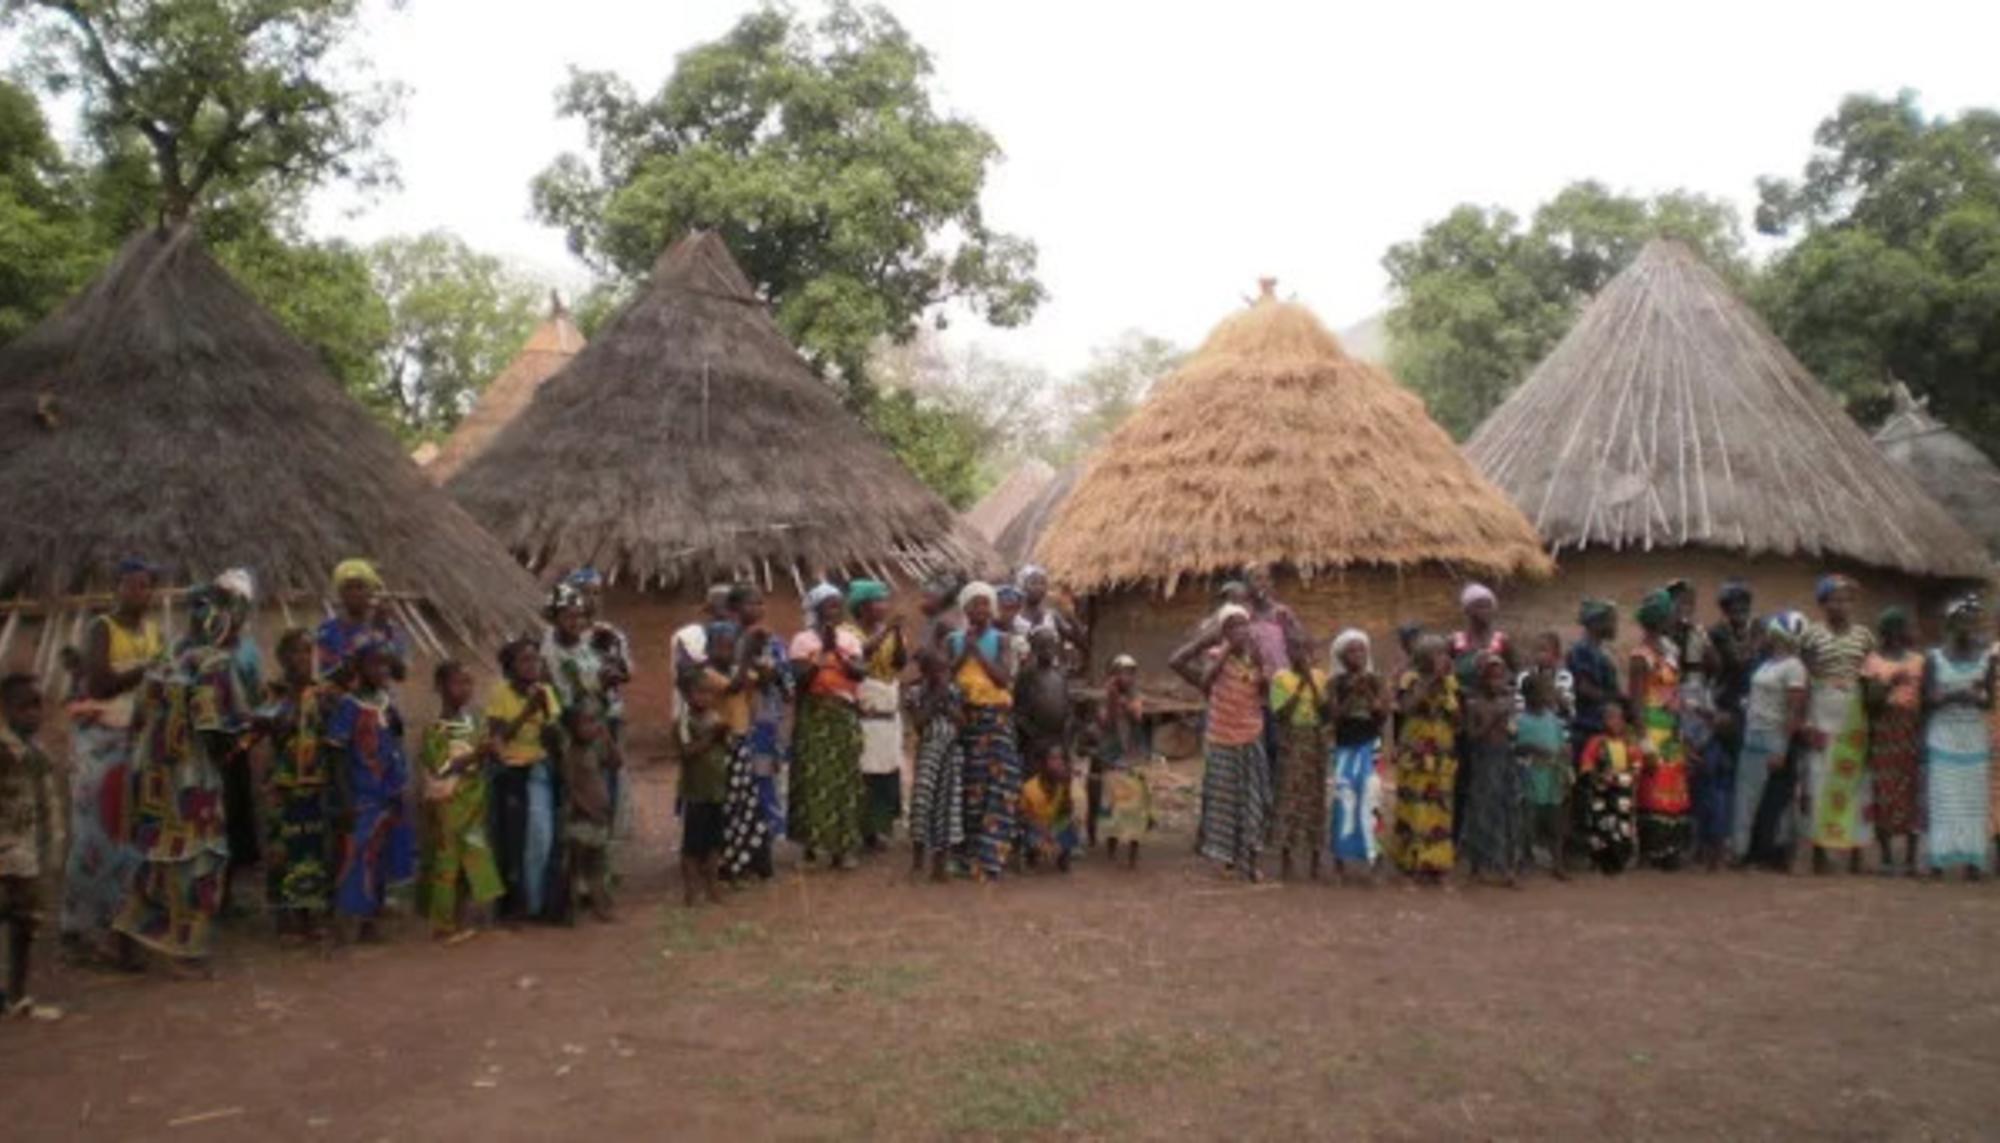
[1,556,1996,1022]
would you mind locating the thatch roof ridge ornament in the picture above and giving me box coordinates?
[446,229,996,589]
[0,225,540,642]
[1035,280,1551,595]
[1465,239,1987,578]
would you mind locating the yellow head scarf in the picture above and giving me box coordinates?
[332,558,383,592]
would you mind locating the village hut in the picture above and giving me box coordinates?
[963,457,1055,545]
[1873,381,2000,564]
[0,225,541,707]
[1035,280,1551,690]
[447,230,995,731]
[424,293,586,483]
[995,462,1078,571]
[1466,240,1988,636]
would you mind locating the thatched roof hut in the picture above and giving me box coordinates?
[1874,382,2000,563]
[995,462,1078,570]
[0,226,540,651]
[1037,281,1550,685]
[963,457,1054,545]
[1466,240,1987,633]
[424,294,586,484]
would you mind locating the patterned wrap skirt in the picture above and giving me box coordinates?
[1584,768,1637,874]
[1867,702,1923,836]
[1461,739,1522,874]
[720,736,774,879]
[1270,723,1328,855]
[1329,739,1381,864]
[1807,686,1870,851]
[1926,706,1991,871]
[422,776,502,930]
[62,722,140,942]
[909,710,965,854]
[1198,739,1271,868]
[790,696,864,857]
[959,705,1022,877]
[268,781,334,915]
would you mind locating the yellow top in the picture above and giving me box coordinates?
[94,613,164,728]
[485,681,562,767]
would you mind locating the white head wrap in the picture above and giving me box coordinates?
[1329,627,1372,676]
[805,582,843,612]
[1110,653,1138,670]
[1215,603,1251,626]
[1460,583,1497,610]
[215,567,256,605]
[959,581,998,611]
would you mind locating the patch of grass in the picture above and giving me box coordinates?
[657,910,769,956]
[929,1028,1240,1138]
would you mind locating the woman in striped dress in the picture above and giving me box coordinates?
[1801,575,1875,874]
[1171,605,1270,882]
[1923,596,1993,879]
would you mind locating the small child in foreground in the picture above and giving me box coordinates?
[1514,673,1571,879]
[1093,654,1151,865]
[1018,746,1079,872]
[677,668,731,907]
[420,661,503,941]
[0,675,61,1020]
[561,698,620,922]
[1577,703,1639,876]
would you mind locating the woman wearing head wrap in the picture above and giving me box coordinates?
[324,633,416,936]
[1629,589,1692,869]
[1170,603,1271,880]
[1799,574,1876,873]
[1327,629,1389,874]
[1391,633,1460,884]
[540,583,603,710]
[788,584,867,869]
[189,571,264,909]
[949,582,1023,878]
[1923,596,1993,878]
[1737,613,1812,868]
[1268,630,1330,880]
[114,581,256,973]
[61,558,162,962]
[316,559,408,688]
[848,580,907,852]
[1860,608,1925,875]
[1451,583,1513,846]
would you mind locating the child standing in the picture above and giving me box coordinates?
[0,675,61,1020]
[1462,653,1522,887]
[678,668,732,906]
[852,581,908,853]
[1094,654,1151,868]
[1018,747,1079,871]
[326,639,416,941]
[1015,628,1072,781]
[262,629,335,942]
[561,699,619,921]
[908,647,965,880]
[486,639,564,921]
[419,661,503,940]
[1515,673,1572,878]
[1577,703,1639,875]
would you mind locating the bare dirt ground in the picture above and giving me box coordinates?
[6,763,2000,1142]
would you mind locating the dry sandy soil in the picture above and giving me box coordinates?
[6,764,2000,1142]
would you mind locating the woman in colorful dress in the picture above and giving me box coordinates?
[1461,653,1522,886]
[114,580,252,975]
[1391,634,1459,886]
[1328,629,1388,878]
[851,580,907,852]
[1576,703,1640,875]
[723,586,789,882]
[789,584,867,870]
[1861,608,1925,876]
[1735,613,1811,869]
[1170,604,1270,881]
[61,558,161,964]
[1800,574,1875,873]
[1923,595,1993,880]
[315,559,408,687]
[1629,589,1690,869]
[950,583,1021,879]
[1451,584,1512,845]
[541,582,605,713]
[326,635,416,940]
[908,641,965,880]
[419,660,504,938]
[1269,633,1330,881]
[260,628,335,943]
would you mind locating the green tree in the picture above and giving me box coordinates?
[1754,91,2000,451]
[1049,330,1181,464]
[860,386,985,509]
[0,77,100,340]
[531,1,1043,390]
[867,332,1053,500]
[368,232,542,440]
[1383,181,1746,437]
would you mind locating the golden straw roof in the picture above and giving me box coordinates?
[1467,240,1988,578]
[426,294,586,483]
[1038,282,1551,594]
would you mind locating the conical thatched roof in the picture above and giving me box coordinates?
[963,458,1054,543]
[1466,240,1988,578]
[446,231,988,588]
[996,462,1077,569]
[1037,282,1551,594]
[0,226,540,643]
[424,295,586,484]
[1874,382,2000,562]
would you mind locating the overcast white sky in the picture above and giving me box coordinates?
[301,1,1994,374]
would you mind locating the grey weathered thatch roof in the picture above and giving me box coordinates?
[998,462,1077,569]
[446,231,991,589]
[1874,382,2000,563]
[426,295,585,484]
[1466,240,1989,579]
[0,226,541,644]
[963,458,1054,544]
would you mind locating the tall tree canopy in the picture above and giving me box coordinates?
[1754,91,2000,453]
[1383,181,1746,437]
[532,1,1044,389]
[0,77,97,339]
[368,232,541,440]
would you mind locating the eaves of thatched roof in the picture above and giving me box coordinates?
[1000,462,1077,570]
[963,458,1055,544]
[446,231,991,590]
[1873,383,2000,563]
[1038,282,1552,596]
[426,295,586,484]
[0,226,541,644]
[1466,240,1989,580]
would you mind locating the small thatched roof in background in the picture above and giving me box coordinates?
[447,231,992,591]
[963,458,1055,543]
[424,295,586,484]
[0,226,541,644]
[1874,382,2000,563]
[1466,240,1988,579]
[996,462,1077,570]
[1037,281,1551,595]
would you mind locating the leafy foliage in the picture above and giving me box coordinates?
[0,78,101,340]
[1754,91,2000,453]
[368,232,541,440]
[1383,181,1746,437]
[531,1,1043,389]
[1047,330,1181,465]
